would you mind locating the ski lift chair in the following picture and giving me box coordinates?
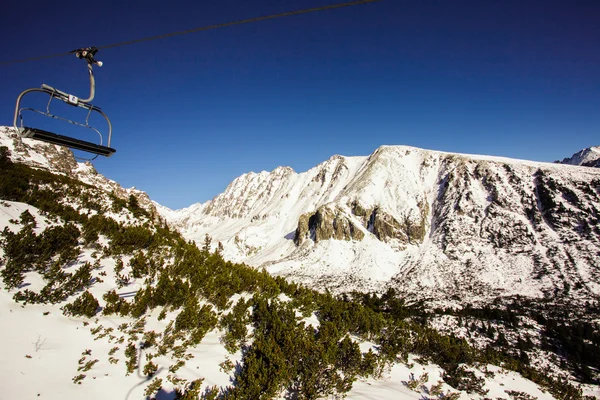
[13,47,116,158]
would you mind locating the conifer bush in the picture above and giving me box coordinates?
[62,291,100,318]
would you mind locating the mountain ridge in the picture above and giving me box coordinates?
[160,144,600,306]
[167,144,594,218]
[3,124,599,306]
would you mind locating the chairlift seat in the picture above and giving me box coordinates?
[21,127,116,157]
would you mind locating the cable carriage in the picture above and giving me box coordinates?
[13,47,115,158]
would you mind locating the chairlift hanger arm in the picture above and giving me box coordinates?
[68,47,102,103]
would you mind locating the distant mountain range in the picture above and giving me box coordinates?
[159,144,600,306]
[557,146,600,168]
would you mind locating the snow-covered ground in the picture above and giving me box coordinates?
[0,288,568,400]
[0,199,582,399]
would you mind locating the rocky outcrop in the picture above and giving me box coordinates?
[294,199,429,246]
[347,200,428,244]
[294,206,364,245]
[1,126,78,175]
[368,205,427,244]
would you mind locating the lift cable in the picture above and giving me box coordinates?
[0,0,381,66]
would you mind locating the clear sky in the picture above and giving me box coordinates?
[1,0,599,209]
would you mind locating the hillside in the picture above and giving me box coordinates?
[0,126,158,215]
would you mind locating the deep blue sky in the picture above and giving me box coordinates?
[1,0,599,209]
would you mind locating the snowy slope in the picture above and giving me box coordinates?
[0,200,566,400]
[0,278,560,400]
[161,145,600,304]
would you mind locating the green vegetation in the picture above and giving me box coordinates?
[437,298,600,388]
[63,291,100,318]
[144,377,163,397]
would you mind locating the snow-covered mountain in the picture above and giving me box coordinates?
[558,146,600,168]
[161,146,600,305]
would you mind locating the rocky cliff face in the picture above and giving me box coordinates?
[160,146,600,305]
[293,201,428,246]
[203,166,297,219]
[294,206,365,244]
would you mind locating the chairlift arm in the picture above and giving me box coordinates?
[80,63,96,103]
[72,46,101,103]
[38,62,97,103]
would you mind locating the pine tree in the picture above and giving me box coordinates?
[0,146,11,167]
[19,210,36,228]
[202,234,212,253]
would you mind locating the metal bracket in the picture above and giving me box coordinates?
[68,95,79,105]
